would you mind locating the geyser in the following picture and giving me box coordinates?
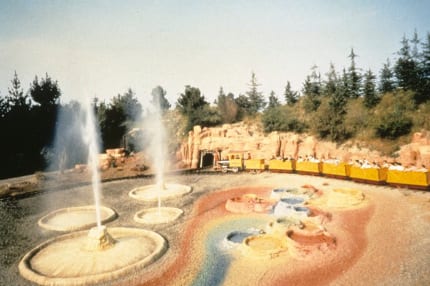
[130,86,191,224]
[19,100,167,285]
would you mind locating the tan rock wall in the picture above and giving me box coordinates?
[177,124,430,169]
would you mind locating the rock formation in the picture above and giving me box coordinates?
[176,123,430,169]
[399,132,430,168]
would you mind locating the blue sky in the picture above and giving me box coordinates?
[0,0,429,105]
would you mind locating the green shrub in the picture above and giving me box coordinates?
[413,101,430,131]
[373,91,415,139]
[311,97,350,142]
[375,110,413,139]
[262,105,306,133]
[344,98,370,137]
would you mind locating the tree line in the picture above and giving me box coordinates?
[0,31,429,179]
[262,31,430,143]
[0,73,61,178]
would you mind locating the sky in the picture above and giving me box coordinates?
[0,0,429,106]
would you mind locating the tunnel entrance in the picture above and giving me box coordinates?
[199,150,218,169]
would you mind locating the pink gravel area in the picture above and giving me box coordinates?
[139,186,372,285]
[133,174,430,286]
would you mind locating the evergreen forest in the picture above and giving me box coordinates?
[1,31,430,179]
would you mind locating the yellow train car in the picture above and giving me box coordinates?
[322,162,351,178]
[245,159,265,172]
[227,153,244,170]
[349,166,388,184]
[386,169,430,189]
[268,159,296,173]
[295,161,322,175]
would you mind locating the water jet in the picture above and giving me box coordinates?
[129,87,192,224]
[19,100,168,285]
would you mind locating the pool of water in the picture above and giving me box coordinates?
[191,216,269,286]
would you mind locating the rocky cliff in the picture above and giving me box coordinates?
[177,123,430,169]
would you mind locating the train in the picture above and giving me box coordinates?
[213,152,430,190]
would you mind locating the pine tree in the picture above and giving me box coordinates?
[117,88,143,122]
[315,64,351,141]
[423,32,430,80]
[267,90,280,109]
[339,68,349,99]
[394,35,420,94]
[310,65,322,96]
[302,65,322,112]
[177,86,207,115]
[8,71,31,112]
[216,86,226,106]
[216,87,238,123]
[98,89,143,149]
[378,59,396,94]
[410,31,425,102]
[411,29,420,61]
[395,35,411,90]
[314,72,349,142]
[348,48,361,98]
[176,85,210,131]
[324,63,337,97]
[246,72,266,114]
[235,94,251,119]
[29,73,61,107]
[363,69,379,108]
[0,92,8,118]
[420,32,430,101]
[328,76,349,141]
[284,81,298,106]
[302,76,312,96]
